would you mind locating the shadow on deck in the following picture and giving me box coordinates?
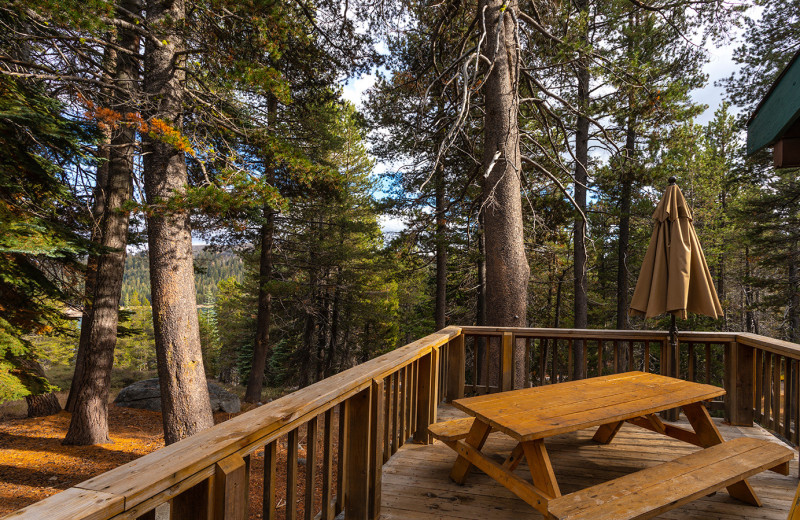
[381,404,799,519]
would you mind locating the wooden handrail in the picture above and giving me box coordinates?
[5,327,461,520]
[461,326,743,344]
[5,325,800,520]
[737,332,800,357]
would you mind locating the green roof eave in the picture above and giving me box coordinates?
[746,49,800,156]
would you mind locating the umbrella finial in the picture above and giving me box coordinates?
[668,176,677,185]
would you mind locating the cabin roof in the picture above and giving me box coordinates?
[746,48,800,155]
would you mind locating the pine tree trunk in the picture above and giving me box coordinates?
[325,268,341,377]
[789,240,799,343]
[554,269,566,328]
[435,163,447,330]
[572,0,590,380]
[719,189,727,330]
[476,217,487,386]
[745,246,756,333]
[245,94,278,402]
[299,220,321,388]
[244,204,275,403]
[20,357,61,417]
[477,214,487,327]
[143,0,213,445]
[64,0,137,445]
[66,45,115,415]
[316,274,332,382]
[27,392,61,418]
[616,122,635,331]
[481,0,528,389]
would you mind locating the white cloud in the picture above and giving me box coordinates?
[379,214,406,234]
[342,73,377,109]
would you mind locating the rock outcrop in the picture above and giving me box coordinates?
[114,379,241,413]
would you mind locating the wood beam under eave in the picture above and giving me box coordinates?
[774,137,800,168]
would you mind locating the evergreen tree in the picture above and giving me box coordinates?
[0,76,91,414]
[723,0,800,341]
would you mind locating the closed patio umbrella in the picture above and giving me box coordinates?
[630,177,723,321]
[629,177,722,416]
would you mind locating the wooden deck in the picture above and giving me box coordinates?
[380,404,800,519]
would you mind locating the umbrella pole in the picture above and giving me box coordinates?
[663,314,680,421]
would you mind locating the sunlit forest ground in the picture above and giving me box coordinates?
[0,374,305,517]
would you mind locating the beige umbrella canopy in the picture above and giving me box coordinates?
[630,177,723,321]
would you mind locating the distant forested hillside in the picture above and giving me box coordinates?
[122,247,244,306]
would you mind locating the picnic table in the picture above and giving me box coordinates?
[428,371,794,520]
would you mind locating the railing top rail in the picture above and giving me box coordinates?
[461,326,668,340]
[460,326,800,358]
[674,331,739,343]
[460,326,702,341]
[8,326,461,520]
[737,332,800,357]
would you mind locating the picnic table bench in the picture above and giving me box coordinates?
[428,371,794,520]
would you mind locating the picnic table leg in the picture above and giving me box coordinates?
[683,401,761,506]
[502,443,525,471]
[592,421,624,444]
[522,440,561,498]
[450,419,492,484]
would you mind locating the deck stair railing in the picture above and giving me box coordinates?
[6,326,800,520]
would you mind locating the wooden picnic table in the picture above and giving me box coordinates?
[429,371,794,519]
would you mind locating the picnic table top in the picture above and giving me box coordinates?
[451,371,725,442]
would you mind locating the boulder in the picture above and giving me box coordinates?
[114,378,241,413]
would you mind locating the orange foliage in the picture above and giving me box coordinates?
[76,93,195,156]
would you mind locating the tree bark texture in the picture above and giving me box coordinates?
[616,122,635,331]
[323,265,342,377]
[571,0,590,380]
[64,1,138,445]
[719,188,728,330]
[789,240,799,343]
[66,45,116,415]
[144,0,214,445]
[744,246,756,333]
[299,221,321,388]
[18,357,61,417]
[481,0,529,388]
[435,163,447,331]
[245,94,278,402]
[244,205,275,403]
[477,214,487,327]
[27,392,61,418]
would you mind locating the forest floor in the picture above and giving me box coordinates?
[0,390,326,519]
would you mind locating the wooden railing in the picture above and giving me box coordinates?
[6,327,459,520]
[736,333,800,446]
[6,326,800,520]
[454,328,732,409]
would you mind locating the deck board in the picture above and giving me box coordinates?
[380,404,799,519]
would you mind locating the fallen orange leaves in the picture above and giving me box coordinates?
[0,399,337,519]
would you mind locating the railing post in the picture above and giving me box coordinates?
[369,379,384,520]
[501,332,513,391]
[213,453,248,520]
[725,341,754,426]
[446,334,465,402]
[413,348,439,444]
[345,387,371,520]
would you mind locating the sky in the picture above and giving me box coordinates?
[693,39,740,125]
